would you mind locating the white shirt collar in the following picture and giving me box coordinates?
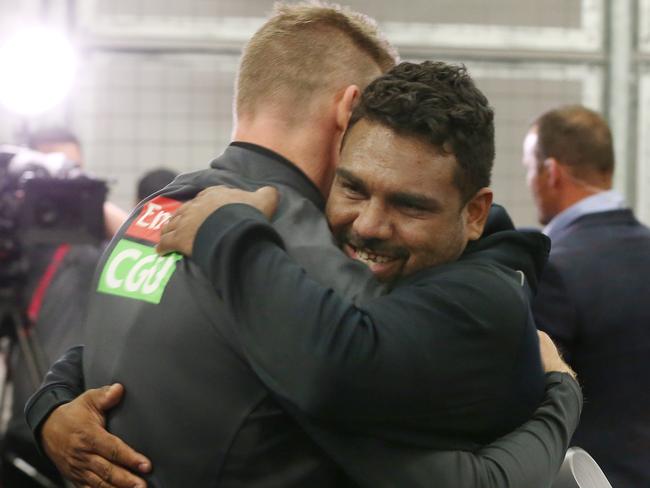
[543,190,627,238]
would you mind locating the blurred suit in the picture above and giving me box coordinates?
[533,203,650,488]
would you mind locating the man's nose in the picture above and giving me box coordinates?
[352,200,392,240]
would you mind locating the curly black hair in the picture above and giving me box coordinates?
[348,61,494,202]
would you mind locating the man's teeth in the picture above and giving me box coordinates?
[356,249,392,264]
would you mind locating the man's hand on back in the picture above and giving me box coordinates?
[157,185,279,257]
[41,383,151,488]
[537,330,577,380]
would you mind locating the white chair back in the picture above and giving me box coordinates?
[552,447,613,488]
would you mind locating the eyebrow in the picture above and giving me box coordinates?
[389,191,441,212]
[337,167,441,211]
[336,168,367,191]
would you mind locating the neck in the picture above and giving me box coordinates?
[232,112,337,196]
[557,175,612,213]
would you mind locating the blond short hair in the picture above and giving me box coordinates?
[236,2,397,120]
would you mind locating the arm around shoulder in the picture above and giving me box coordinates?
[328,373,582,488]
[456,372,582,488]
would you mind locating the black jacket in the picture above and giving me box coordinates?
[193,204,548,447]
[5,244,101,484]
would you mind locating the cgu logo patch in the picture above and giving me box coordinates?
[125,196,182,244]
[97,239,182,304]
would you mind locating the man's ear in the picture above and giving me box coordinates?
[336,85,360,132]
[464,188,494,241]
[544,157,562,187]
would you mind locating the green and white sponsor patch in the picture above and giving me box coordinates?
[97,239,182,304]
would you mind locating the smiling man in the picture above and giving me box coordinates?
[329,121,486,280]
[323,62,495,284]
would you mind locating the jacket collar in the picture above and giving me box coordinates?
[548,208,637,243]
[543,190,627,240]
[209,142,325,211]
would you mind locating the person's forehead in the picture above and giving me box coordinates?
[340,120,458,195]
[35,141,82,162]
[35,141,79,150]
[522,129,539,166]
[523,129,538,152]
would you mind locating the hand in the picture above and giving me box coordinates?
[157,185,279,257]
[537,330,577,380]
[41,384,151,488]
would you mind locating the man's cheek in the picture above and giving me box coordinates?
[326,202,349,233]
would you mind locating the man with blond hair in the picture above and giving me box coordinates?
[27,4,579,488]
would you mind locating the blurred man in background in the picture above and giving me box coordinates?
[0,131,107,486]
[2,240,101,487]
[27,127,83,166]
[523,105,650,488]
[28,127,127,237]
[3,143,175,487]
[136,168,178,205]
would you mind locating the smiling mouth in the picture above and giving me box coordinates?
[353,247,395,264]
[345,243,403,271]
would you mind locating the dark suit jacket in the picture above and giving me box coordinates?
[533,209,650,488]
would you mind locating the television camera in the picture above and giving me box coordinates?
[0,145,107,390]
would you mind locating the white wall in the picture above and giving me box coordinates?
[4,0,646,226]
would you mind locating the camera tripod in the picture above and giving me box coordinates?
[0,287,49,394]
[0,286,63,488]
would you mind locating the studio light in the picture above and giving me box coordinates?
[0,26,77,117]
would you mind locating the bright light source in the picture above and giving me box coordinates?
[0,27,77,117]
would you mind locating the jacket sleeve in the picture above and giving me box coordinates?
[278,372,581,488]
[24,345,85,444]
[193,204,544,440]
[448,373,581,488]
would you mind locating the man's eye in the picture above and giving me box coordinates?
[341,181,364,197]
[399,203,429,216]
[404,202,423,210]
